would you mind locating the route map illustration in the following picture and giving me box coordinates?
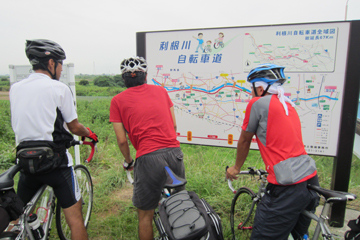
[243,28,338,72]
[145,22,350,156]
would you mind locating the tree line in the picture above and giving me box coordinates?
[79,75,125,88]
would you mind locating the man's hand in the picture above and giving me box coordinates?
[123,159,134,171]
[82,127,98,143]
[226,166,240,181]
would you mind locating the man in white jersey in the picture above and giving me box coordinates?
[9,39,98,240]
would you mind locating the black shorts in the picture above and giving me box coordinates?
[132,147,185,210]
[17,166,81,209]
[251,175,320,240]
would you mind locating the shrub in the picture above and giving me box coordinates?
[79,80,89,86]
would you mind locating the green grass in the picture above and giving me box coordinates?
[0,99,359,239]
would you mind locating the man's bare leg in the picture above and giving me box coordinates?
[138,209,154,240]
[62,199,88,240]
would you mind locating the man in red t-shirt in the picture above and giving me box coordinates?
[109,57,185,240]
[226,64,319,240]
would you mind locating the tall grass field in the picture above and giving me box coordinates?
[0,99,359,239]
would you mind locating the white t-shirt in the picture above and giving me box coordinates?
[10,73,78,166]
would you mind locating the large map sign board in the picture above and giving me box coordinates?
[143,22,351,156]
[142,22,352,157]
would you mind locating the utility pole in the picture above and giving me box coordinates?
[345,0,349,20]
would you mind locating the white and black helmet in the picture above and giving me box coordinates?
[120,57,148,74]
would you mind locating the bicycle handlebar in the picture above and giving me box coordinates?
[70,140,96,163]
[226,166,268,194]
[126,170,134,185]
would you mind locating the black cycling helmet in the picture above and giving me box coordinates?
[25,39,66,80]
[247,63,286,97]
[25,39,66,61]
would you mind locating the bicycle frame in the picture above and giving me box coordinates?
[1,139,96,240]
[301,203,333,240]
[16,185,55,240]
[226,166,357,240]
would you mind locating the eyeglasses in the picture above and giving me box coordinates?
[57,60,63,65]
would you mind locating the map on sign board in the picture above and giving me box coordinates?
[145,22,350,156]
[243,28,338,72]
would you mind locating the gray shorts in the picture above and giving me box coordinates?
[132,147,185,210]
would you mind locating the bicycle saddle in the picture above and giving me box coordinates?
[164,166,187,189]
[0,165,22,191]
[308,184,357,203]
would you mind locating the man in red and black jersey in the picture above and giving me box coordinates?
[226,64,319,240]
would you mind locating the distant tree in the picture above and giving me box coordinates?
[1,77,9,81]
[79,80,89,86]
[94,76,115,87]
[113,74,125,88]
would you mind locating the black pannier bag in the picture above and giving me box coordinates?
[156,190,223,240]
[345,215,360,240]
[16,141,67,174]
[0,189,24,222]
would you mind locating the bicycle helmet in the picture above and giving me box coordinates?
[247,64,286,97]
[120,57,148,74]
[25,39,66,62]
[25,39,66,80]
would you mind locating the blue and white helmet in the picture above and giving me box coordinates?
[247,64,286,85]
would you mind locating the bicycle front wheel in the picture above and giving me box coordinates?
[56,165,93,240]
[230,187,258,240]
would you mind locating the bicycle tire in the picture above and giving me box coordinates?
[230,187,258,240]
[55,165,93,240]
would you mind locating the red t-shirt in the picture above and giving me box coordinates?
[109,84,180,158]
[242,95,317,184]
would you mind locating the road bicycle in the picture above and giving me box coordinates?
[226,166,357,240]
[0,139,95,240]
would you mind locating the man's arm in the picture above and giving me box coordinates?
[112,122,132,163]
[226,130,254,180]
[170,106,177,132]
[66,119,90,136]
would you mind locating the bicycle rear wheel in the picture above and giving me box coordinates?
[55,165,93,240]
[230,187,258,240]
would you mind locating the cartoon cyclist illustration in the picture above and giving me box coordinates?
[203,40,212,53]
[193,33,204,53]
[214,32,225,49]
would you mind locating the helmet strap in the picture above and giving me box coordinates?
[252,82,271,97]
[252,83,258,97]
[40,59,57,80]
[261,84,271,97]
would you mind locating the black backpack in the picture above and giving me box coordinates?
[156,190,224,240]
[345,215,360,240]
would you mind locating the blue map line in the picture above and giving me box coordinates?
[152,79,338,101]
[151,79,249,93]
[291,96,338,101]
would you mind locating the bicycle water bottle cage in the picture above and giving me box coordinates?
[164,166,187,189]
[0,165,22,191]
[307,184,357,203]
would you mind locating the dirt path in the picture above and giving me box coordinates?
[0,91,9,100]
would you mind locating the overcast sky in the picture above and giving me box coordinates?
[1,0,359,75]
